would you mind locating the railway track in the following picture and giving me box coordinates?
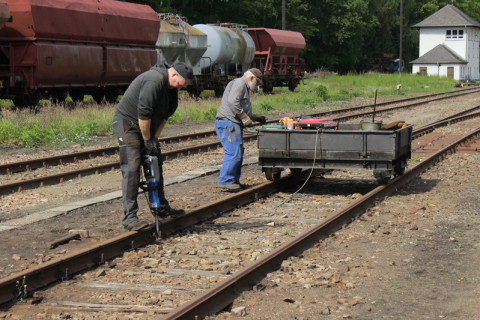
[1,87,479,178]
[0,109,479,319]
[1,88,479,196]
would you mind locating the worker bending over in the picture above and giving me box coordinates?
[215,68,267,190]
[112,62,194,231]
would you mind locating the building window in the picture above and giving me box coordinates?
[446,29,464,39]
[419,67,427,75]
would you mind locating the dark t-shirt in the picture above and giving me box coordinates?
[114,64,178,136]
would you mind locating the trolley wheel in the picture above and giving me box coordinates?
[290,168,303,174]
[265,168,281,182]
[373,170,392,185]
[394,165,406,177]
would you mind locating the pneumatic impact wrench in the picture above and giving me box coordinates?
[140,151,163,236]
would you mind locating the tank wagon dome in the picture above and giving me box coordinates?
[0,0,159,45]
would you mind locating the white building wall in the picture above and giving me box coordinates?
[412,64,462,80]
[466,27,480,80]
[419,28,467,58]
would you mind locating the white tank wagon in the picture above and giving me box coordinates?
[193,23,255,76]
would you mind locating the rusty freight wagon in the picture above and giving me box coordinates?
[258,123,413,184]
[0,0,159,107]
[248,28,305,93]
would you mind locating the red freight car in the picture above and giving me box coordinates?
[0,0,159,107]
[248,28,306,93]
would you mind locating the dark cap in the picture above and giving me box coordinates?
[172,62,194,85]
[248,68,263,86]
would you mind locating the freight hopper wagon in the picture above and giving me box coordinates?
[248,28,305,93]
[157,14,256,97]
[0,0,159,107]
[257,123,412,184]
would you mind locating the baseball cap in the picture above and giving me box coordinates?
[172,62,194,85]
[248,68,263,86]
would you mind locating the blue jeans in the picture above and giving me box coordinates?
[215,119,244,185]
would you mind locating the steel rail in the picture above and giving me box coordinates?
[3,97,480,197]
[0,131,219,175]
[0,135,257,196]
[1,88,478,176]
[163,127,480,320]
[0,120,479,308]
[333,88,480,122]
[0,167,303,305]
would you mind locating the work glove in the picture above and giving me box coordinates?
[250,114,267,124]
[144,138,159,156]
[240,113,253,127]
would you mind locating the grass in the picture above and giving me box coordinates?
[0,73,459,149]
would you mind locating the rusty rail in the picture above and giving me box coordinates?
[0,119,479,309]
[1,88,478,177]
[163,126,480,320]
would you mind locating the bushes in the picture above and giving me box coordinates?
[315,84,329,101]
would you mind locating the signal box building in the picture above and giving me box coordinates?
[411,5,480,81]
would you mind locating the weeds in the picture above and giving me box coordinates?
[13,276,27,303]
[0,73,459,150]
[408,156,421,162]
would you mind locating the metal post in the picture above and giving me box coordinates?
[282,0,286,30]
[399,0,403,76]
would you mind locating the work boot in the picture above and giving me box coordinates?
[124,220,148,231]
[160,206,185,218]
[217,183,241,190]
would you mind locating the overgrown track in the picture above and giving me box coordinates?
[1,88,479,197]
[1,87,478,177]
[0,111,479,318]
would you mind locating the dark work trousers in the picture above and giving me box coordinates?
[112,116,169,227]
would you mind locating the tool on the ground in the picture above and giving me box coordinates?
[140,152,163,236]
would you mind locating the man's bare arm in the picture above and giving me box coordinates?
[139,119,151,140]
[154,119,168,139]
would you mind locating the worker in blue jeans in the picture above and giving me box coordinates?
[215,69,267,190]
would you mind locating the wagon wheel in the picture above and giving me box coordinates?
[13,94,40,109]
[11,96,28,109]
[263,84,273,94]
[214,88,225,98]
[265,168,281,182]
[105,88,121,104]
[290,168,303,174]
[288,79,297,92]
[92,91,105,104]
[52,90,68,105]
[69,90,85,104]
